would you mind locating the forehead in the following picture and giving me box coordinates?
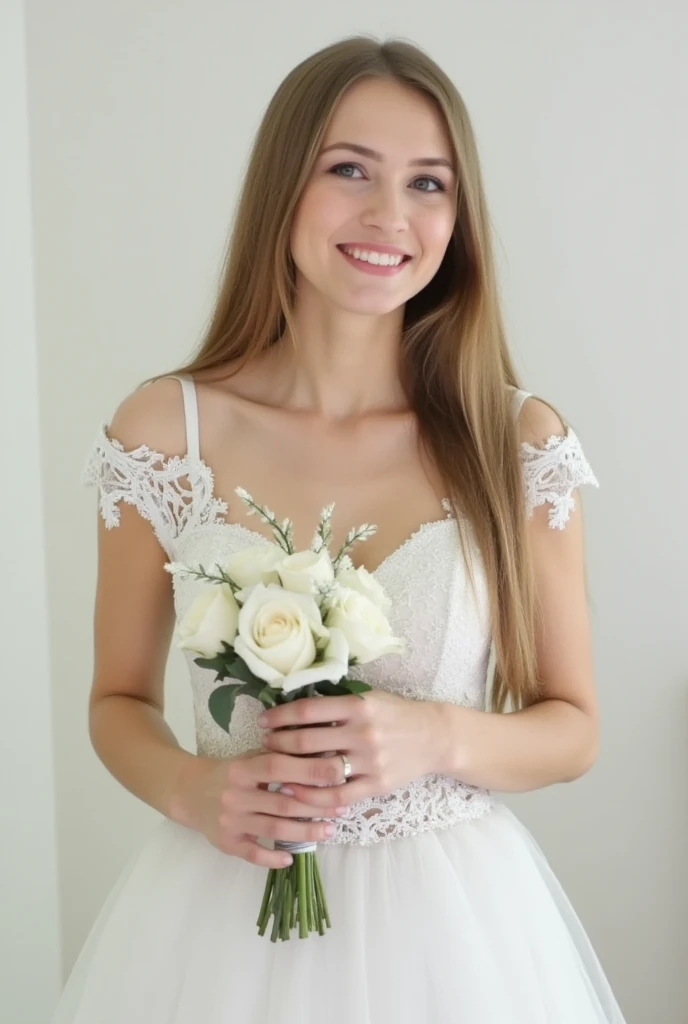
[321,77,453,161]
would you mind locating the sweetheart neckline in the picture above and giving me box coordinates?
[96,424,458,576]
[213,516,457,579]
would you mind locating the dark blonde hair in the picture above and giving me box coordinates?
[149,35,558,712]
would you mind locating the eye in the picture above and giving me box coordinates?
[329,162,365,179]
[412,176,446,193]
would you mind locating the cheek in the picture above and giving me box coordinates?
[291,183,352,256]
[421,207,455,253]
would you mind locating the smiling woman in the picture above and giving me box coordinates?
[53,35,625,1024]
[290,84,457,309]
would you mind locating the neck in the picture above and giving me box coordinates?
[266,284,408,420]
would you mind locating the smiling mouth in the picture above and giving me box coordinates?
[337,244,412,268]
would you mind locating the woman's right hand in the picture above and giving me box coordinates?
[172,749,348,869]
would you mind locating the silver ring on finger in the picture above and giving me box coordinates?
[339,753,352,782]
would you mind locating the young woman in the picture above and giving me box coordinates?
[53,35,626,1024]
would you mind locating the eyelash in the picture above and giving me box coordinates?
[329,162,447,193]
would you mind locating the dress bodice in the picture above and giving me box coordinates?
[82,376,599,845]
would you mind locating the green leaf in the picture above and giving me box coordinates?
[193,641,237,680]
[208,684,240,733]
[193,655,231,680]
[312,681,345,697]
[225,655,268,688]
[257,685,278,708]
[239,678,274,702]
[339,678,373,694]
[312,678,372,697]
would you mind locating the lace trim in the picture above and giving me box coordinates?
[519,429,599,530]
[83,422,598,561]
[82,426,228,555]
[322,776,494,846]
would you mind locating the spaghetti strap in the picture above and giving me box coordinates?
[509,386,532,421]
[166,375,200,461]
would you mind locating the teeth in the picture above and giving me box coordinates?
[342,247,404,267]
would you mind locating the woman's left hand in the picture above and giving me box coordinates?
[257,691,445,809]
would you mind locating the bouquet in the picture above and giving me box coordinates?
[164,488,405,941]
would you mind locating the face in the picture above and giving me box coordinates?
[289,76,457,317]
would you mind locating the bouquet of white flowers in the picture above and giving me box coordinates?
[164,488,405,941]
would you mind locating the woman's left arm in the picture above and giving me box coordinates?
[435,396,600,792]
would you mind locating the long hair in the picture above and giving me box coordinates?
[146,36,557,712]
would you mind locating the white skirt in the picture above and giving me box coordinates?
[50,801,626,1023]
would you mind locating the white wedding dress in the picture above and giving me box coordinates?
[51,375,627,1023]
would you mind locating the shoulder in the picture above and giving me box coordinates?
[515,395,567,447]
[83,375,200,550]
[509,392,599,529]
[106,375,188,458]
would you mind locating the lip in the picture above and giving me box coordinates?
[337,244,411,277]
[337,242,411,257]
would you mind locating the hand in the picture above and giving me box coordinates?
[172,750,350,869]
[258,691,443,811]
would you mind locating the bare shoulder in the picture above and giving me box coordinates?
[516,395,567,447]
[107,376,188,458]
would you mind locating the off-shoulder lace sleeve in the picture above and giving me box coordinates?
[519,428,599,530]
[81,425,227,557]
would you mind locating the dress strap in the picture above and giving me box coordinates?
[165,375,200,461]
[509,386,532,421]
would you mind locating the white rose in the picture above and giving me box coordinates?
[276,548,335,595]
[325,587,405,664]
[335,564,392,611]
[220,544,283,589]
[177,584,239,658]
[234,584,349,692]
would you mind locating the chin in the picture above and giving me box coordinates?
[326,286,413,318]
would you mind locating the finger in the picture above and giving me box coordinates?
[242,813,336,844]
[285,779,369,808]
[247,751,351,789]
[262,724,354,757]
[232,838,296,869]
[258,695,360,731]
[250,788,348,820]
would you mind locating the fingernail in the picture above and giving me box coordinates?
[280,787,294,797]
[257,714,268,727]
[336,806,349,816]
[325,824,336,836]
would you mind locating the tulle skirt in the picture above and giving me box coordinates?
[50,801,625,1023]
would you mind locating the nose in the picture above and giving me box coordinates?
[360,182,409,234]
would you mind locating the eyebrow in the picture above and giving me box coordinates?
[319,141,455,171]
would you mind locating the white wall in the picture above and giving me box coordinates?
[16,1,688,1021]
[1,1,62,1021]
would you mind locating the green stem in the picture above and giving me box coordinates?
[282,876,292,941]
[314,856,331,930]
[256,868,275,933]
[290,861,298,930]
[298,853,308,939]
[309,857,314,931]
[270,869,283,943]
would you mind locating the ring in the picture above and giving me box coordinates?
[340,753,352,781]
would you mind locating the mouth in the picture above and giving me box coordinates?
[336,244,413,276]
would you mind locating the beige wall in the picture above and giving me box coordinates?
[10,1,687,1020]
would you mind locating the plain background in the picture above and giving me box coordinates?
[3,1,687,1021]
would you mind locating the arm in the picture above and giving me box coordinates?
[86,379,212,823]
[434,397,599,792]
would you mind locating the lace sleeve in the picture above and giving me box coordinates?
[519,429,599,530]
[82,426,187,556]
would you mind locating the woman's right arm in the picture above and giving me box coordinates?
[87,379,344,868]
